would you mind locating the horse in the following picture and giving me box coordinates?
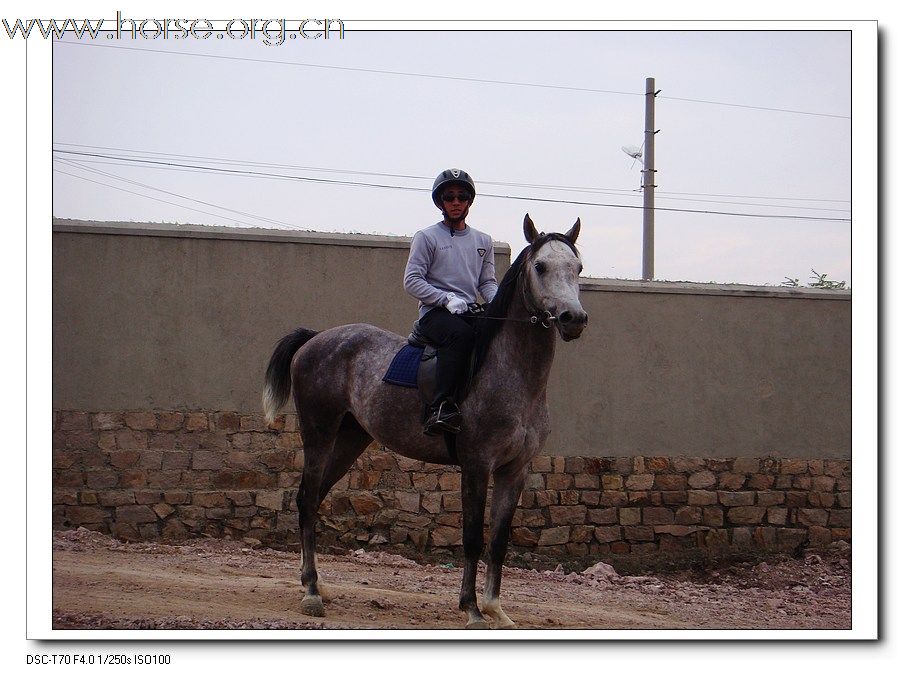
[262,213,588,629]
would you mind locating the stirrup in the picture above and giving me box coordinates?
[423,402,462,436]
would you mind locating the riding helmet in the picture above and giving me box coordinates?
[431,169,476,209]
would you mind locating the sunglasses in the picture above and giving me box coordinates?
[442,193,471,203]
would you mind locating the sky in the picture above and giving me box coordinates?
[51,28,853,286]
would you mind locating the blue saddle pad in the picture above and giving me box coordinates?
[382,344,425,388]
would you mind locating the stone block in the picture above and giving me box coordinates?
[688,490,718,506]
[600,474,623,490]
[797,508,829,526]
[672,457,705,473]
[756,491,785,506]
[438,472,460,491]
[441,493,462,512]
[645,457,669,472]
[256,490,285,511]
[537,525,571,546]
[530,457,552,473]
[792,475,812,490]
[702,506,724,527]
[654,474,686,491]
[560,490,580,505]
[67,506,109,524]
[619,507,641,525]
[675,506,702,524]
[808,526,833,545]
[124,411,157,430]
[97,490,136,506]
[580,491,601,506]
[412,473,439,491]
[587,507,617,524]
[431,525,462,547]
[420,492,441,514]
[92,412,124,430]
[397,492,421,514]
[718,472,746,491]
[661,491,688,505]
[120,469,148,488]
[115,430,147,450]
[753,526,777,548]
[655,524,698,537]
[688,470,716,489]
[732,527,753,546]
[625,474,654,491]
[511,527,539,546]
[109,451,140,469]
[767,507,788,525]
[732,458,761,474]
[549,505,587,526]
[812,476,836,492]
[85,470,119,490]
[726,506,766,525]
[780,459,808,475]
[546,473,572,490]
[349,492,383,515]
[193,491,227,508]
[747,474,775,490]
[192,450,224,471]
[642,507,675,525]
[624,525,655,541]
[153,503,175,519]
[571,525,594,543]
[598,491,628,507]
[593,526,622,543]
[574,474,600,489]
[718,491,756,507]
[116,505,158,524]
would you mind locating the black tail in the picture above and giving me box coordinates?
[262,327,319,425]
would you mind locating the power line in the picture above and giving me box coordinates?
[55,40,851,120]
[52,149,851,223]
[54,157,303,230]
[53,164,261,226]
[53,143,850,212]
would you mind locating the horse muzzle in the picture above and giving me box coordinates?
[556,309,588,341]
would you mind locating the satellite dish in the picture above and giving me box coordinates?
[621,145,643,160]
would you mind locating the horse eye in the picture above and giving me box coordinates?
[578,263,583,274]
[534,262,547,275]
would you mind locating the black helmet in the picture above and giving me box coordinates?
[431,169,476,209]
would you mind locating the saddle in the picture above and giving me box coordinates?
[381,305,485,410]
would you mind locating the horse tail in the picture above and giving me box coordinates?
[262,327,319,426]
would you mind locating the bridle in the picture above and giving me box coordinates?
[466,237,576,330]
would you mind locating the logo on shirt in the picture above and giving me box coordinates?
[477,248,486,257]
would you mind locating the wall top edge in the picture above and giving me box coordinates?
[577,278,852,301]
[52,219,850,300]
[52,219,513,254]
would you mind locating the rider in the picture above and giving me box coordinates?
[404,169,498,436]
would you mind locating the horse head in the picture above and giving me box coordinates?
[522,213,588,342]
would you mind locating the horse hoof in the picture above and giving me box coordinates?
[301,595,325,617]
[465,619,490,630]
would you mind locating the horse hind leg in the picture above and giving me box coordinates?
[297,413,373,617]
[482,464,528,630]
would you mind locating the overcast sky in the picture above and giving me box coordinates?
[51,28,852,285]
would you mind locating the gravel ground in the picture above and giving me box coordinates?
[52,528,852,631]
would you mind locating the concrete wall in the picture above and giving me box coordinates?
[53,219,851,460]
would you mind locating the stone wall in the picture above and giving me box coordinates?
[52,409,852,562]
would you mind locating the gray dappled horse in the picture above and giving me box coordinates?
[262,214,588,629]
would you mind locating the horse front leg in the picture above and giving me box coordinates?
[482,464,527,629]
[458,465,490,629]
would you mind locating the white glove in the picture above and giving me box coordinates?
[444,293,469,315]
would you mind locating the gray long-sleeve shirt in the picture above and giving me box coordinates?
[403,222,499,318]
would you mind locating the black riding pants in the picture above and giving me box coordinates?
[418,307,477,408]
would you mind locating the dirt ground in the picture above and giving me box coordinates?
[52,528,852,631]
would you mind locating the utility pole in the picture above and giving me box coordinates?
[642,77,658,281]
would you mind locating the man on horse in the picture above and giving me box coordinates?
[403,168,499,436]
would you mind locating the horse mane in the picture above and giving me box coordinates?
[472,232,578,374]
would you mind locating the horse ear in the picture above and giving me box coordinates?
[565,218,581,244]
[523,213,539,243]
